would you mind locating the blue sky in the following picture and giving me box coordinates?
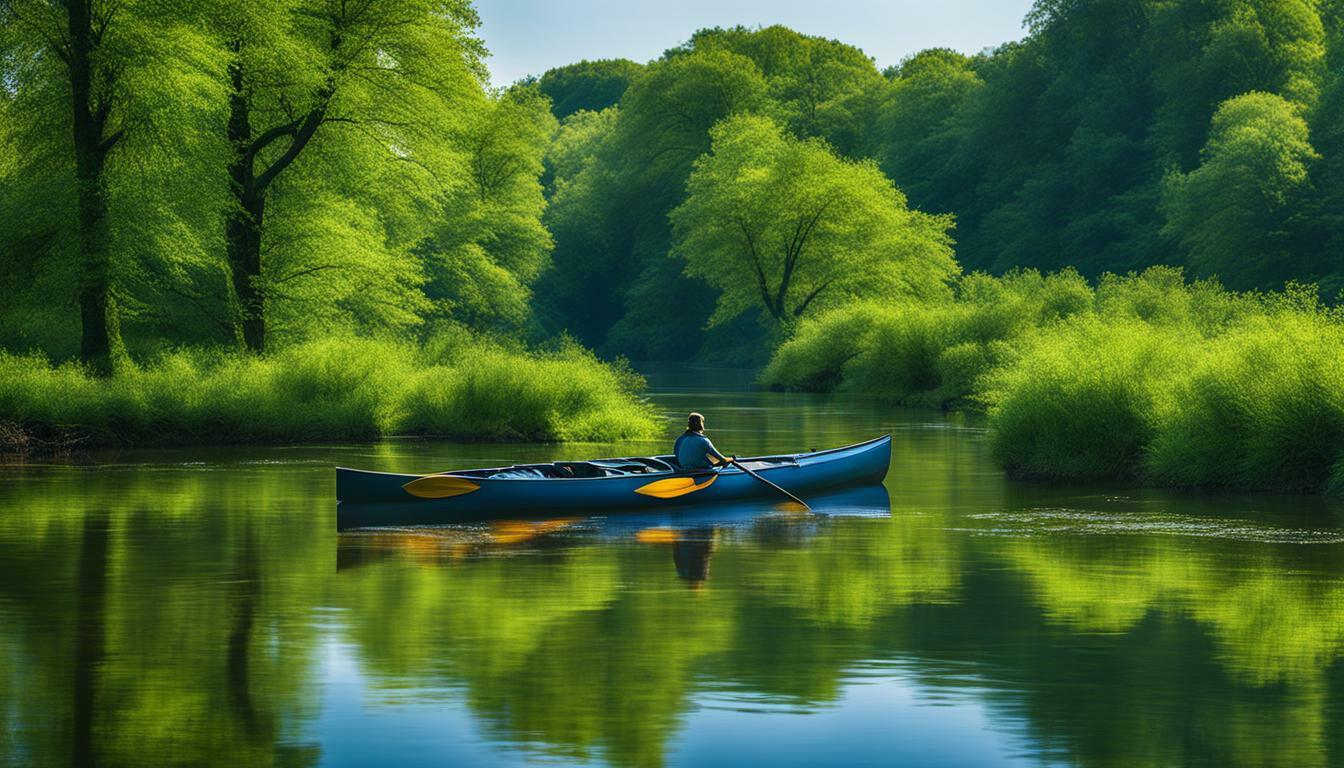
[476,0,1036,86]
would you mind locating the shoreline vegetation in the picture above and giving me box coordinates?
[7,5,1344,496]
[0,334,660,455]
[763,267,1344,495]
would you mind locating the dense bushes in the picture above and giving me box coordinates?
[0,334,660,451]
[762,269,1094,408]
[763,267,1344,493]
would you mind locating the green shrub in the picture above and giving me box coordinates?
[762,265,1344,493]
[1146,314,1344,491]
[982,318,1191,481]
[841,304,957,402]
[397,342,655,442]
[761,268,1096,407]
[760,302,887,392]
[0,336,660,450]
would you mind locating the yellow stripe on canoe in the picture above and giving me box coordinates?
[402,475,481,499]
[634,473,717,499]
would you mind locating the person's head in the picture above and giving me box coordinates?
[687,412,705,433]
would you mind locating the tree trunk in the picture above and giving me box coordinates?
[222,45,329,354]
[225,188,266,353]
[68,0,117,374]
[225,196,266,353]
[225,54,267,353]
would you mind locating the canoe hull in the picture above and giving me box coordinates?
[336,435,891,528]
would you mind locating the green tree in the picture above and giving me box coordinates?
[1162,92,1318,288]
[671,115,957,329]
[679,25,884,150]
[536,58,642,119]
[421,84,556,334]
[216,0,485,351]
[536,48,767,357]
[0,0,225,371]
[870,49,983,204]
[541,106,617,194]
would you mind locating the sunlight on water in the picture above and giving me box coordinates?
[967,508,1344,543]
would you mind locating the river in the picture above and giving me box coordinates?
[2,365,1343,767]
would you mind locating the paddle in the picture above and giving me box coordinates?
[727,457,811,511]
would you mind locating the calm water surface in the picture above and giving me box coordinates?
[3,365,1344,767]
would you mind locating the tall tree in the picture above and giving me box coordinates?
[0,0,226,370]
[537,58,642,119]
[217,0,485,351]
[869,49,983,207]
[420,84,556,334]
[1162,91,1318,288]
[671,115,957,329]
[2,0,135,372]
[680,25,884,150]
[536,47,767,357]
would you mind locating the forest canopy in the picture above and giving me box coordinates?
[532,5,1344,362]
[6,1,1344,369]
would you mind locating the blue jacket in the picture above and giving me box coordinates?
[674,431,726,469]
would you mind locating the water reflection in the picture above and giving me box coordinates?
[2,379,1344,767]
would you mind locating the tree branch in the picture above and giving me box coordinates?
[3,1,71,60]
[735,216,778,319]
[244,118,302,161]
[793,277,836,318]
[98,127,122,154]
[775,196,837,313]
[255,100,327,191]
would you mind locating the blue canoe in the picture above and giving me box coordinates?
[336,435,891,528]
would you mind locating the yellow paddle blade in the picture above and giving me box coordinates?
[402,474,480,499]
[635,527,681,544]
[634,473,717,499]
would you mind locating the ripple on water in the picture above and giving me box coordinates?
[961,507,1344,544]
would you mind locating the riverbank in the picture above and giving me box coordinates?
[763,267,1344,494]
[0,335,661,455]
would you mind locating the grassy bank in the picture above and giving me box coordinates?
[0,334,661,452]
[762,267,1344,494]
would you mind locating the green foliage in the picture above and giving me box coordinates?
[536,45,769,357]
[987,299,1344,491]
[539,26,893,360]
[0,0,234,357]
[672,114,957,328]
[860,0,1333,283]
[684,25,884,146]
[1146,312,1344,491]
[762,268,1092,407]
[537,58,642,119]
[0,336,659,447]
[0,0,561,358]
[764,266,1344,492]
[985,317,1189,480]
[542,106,618,193]
[1162,92,1319,288]
[398,339,657,442]
[872,49,982,201]
[531,7,1344,360]
[219,0,491,349]
[421,85,557,335]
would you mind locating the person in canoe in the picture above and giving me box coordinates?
[674,412,735,469]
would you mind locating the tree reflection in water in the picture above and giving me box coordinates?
[2,441,1344,768]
